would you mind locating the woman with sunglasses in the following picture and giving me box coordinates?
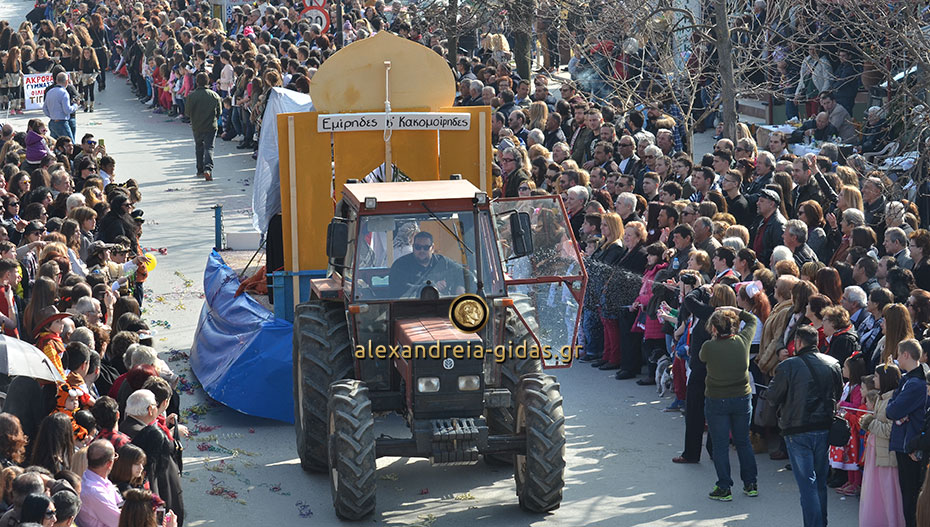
[0,194,23,245]
[7,172,29,199]
[20,493,56,527]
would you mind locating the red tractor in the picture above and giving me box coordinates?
[292,179,585,519]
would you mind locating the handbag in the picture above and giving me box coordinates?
[828,414,852,447]
[797,353,850,447]
[754,395,778,428]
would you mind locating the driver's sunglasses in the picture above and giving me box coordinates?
[413,244,432,251]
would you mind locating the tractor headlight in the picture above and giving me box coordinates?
[417,377,440,393]
[458,375,481,391]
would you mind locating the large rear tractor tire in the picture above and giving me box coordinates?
[514,373,565,513]
[293,300,354,473]
[328,380,377,521]
[486,294,542,465]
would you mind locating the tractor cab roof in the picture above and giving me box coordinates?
[343,180,487,214]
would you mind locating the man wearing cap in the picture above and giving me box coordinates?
[87,241,148,292]
[750,189,787,267]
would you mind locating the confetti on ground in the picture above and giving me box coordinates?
[176,374,199,395]
[151,320,172,329]
[166,349,191,362]
[143,247,169,255]
[165,188,182,192]
[174,270,195,288]
[204,460,239,475]
[258,483,291,496]
[192,424,221,434]
[248,428,255,434]
[295,501,313,518]
[454,492,476,501]
[419,488,429,495]
[380,473,399,481]
[207,476,246,505]
[184,404,210,415]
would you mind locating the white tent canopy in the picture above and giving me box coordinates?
[251,87,315,232]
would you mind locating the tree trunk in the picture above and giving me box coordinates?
[514,32,531,80]
[513,0,536,79]
[446,0,459,65]
[712,0,737,141]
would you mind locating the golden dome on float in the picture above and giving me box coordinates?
[309,31,456,113]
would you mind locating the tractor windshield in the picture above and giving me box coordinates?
[353,211,502,301]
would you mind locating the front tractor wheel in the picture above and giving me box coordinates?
[486,294,542,465]
[293,300,354,473]
[514,373,565,513]
[328,380,377,521]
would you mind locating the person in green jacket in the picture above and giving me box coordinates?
[700,305,759,501]
[185,72,221,181]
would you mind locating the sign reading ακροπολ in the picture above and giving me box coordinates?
[24,73,56,111]
[317,112,471,133]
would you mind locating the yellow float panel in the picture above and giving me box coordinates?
[310,31,455,113]
[278,32,492,274]
[278,112,333,272]
[439,107,493,196]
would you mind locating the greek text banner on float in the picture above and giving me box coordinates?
[317,112,471,132]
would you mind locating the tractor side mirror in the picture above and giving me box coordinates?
[509,211,534,258]
[326,220,349,259]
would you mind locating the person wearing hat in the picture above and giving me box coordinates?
[34,306,73,378]
[750,188,786,268]
[86,241,147,294]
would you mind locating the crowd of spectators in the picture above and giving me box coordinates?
[452,14,930,526]
[481,72,930,524]
[0,3,193,525]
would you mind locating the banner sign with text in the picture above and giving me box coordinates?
[317,112,472,133]
[24,73,55,111]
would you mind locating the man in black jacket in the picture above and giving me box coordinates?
[766,325,843,527]
[750,190,787,267]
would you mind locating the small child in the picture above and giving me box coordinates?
[829,353,867,496]
[33,306,73,378]
[142,58,155,103]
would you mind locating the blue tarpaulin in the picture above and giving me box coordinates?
[191,250,295,423]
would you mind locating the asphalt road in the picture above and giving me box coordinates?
[0,2,861,525]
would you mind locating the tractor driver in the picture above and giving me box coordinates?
[389,231,467,298]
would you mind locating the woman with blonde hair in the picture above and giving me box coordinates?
[837,185,864,213]
[735,122,752,142]
[593,212,624,264]
[528,101,548,131]
[592,212,627,372]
